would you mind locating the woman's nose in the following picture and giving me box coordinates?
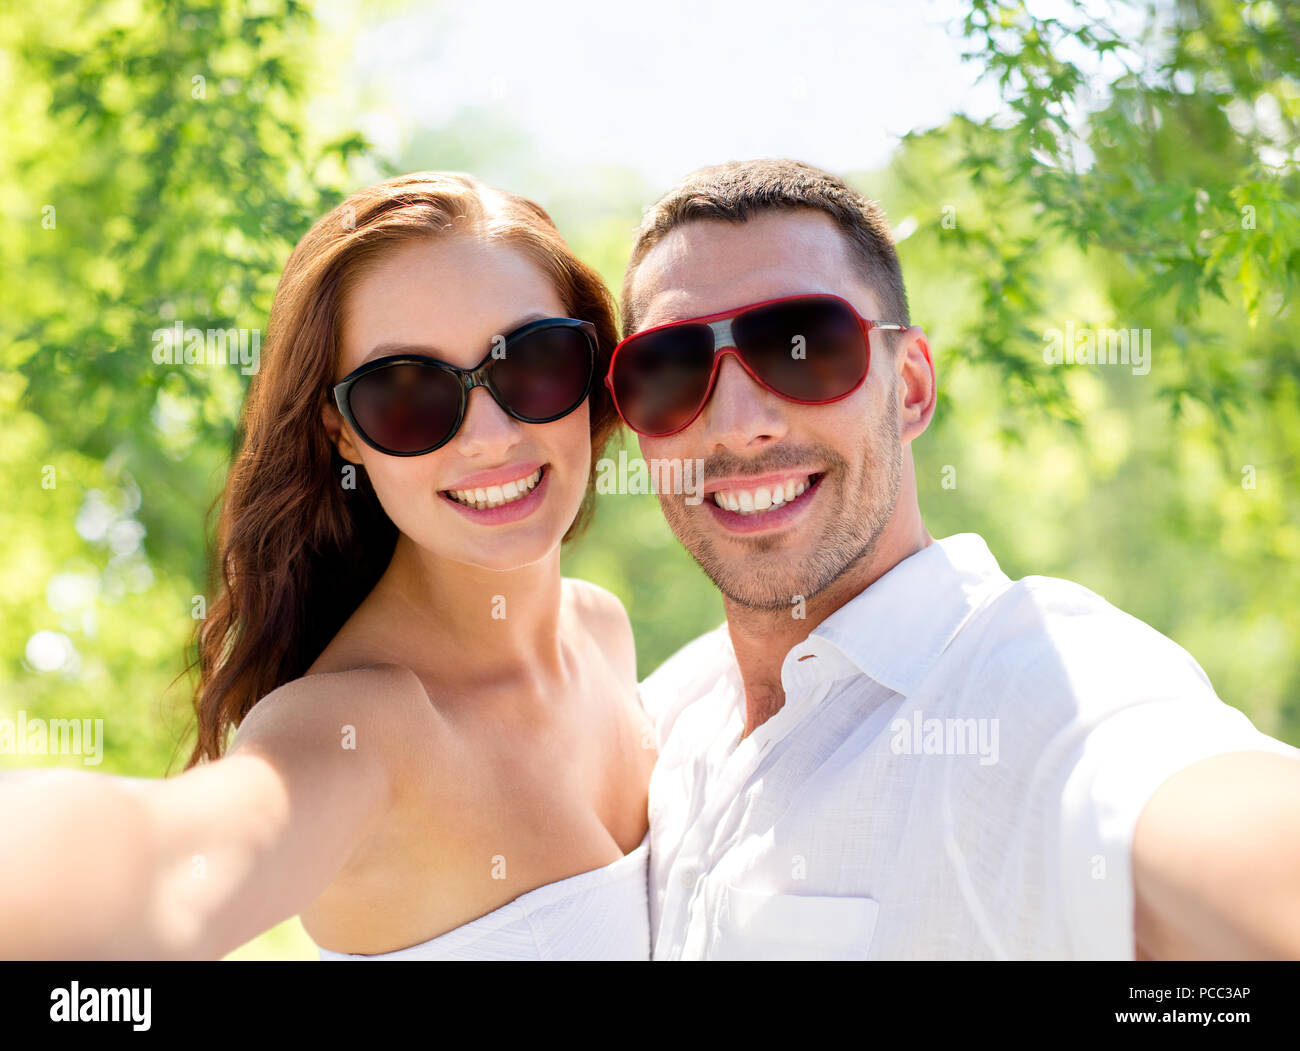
[452,385,522,457]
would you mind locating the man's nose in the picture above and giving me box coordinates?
[696,350,789,452]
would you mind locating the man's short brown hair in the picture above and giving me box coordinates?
[620,158,910,335]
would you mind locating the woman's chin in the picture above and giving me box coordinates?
[436,525,567,574]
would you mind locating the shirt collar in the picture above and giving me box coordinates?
[783,532,1011,697]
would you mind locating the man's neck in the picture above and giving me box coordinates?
[725,519,933,739]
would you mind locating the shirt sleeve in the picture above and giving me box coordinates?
[1056,695,1300,959]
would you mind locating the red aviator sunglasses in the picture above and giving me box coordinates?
[604,293,907,437]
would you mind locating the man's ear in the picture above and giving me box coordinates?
[895,326,936,443]
[322,402,365,464]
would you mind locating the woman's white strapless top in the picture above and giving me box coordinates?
[315,831,650,961]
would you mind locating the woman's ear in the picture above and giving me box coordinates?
[322,402,365,464]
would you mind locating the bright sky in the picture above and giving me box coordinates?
[320,0,1006,188]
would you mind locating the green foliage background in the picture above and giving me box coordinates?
[1,0,1297,959]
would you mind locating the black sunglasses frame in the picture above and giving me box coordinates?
[332,316,597,456]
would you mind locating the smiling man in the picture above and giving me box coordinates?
[615,158,1300,960]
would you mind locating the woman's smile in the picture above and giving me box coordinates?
[439,462,551,523]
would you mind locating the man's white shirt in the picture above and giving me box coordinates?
[638,532,1298,959]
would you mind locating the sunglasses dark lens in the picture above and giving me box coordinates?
[732,298,867,401]
[612,324,716,435]
[491,324,593,421]
[347,363,463,454]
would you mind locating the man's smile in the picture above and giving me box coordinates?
[702,471,826,534]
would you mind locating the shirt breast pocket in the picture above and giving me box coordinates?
[709,884,880,961]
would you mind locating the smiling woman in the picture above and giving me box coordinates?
[0,171,657,961]
[194,174,622,741]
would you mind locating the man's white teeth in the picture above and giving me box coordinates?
[712,476,812,514]
[447,468,542,510]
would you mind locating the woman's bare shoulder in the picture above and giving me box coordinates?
[563,577,636,679]
[232,663,442,782]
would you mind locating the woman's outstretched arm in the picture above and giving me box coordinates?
[0,664,433,959]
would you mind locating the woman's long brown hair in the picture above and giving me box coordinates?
[184,172,620,769]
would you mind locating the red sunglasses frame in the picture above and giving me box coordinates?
[604,293,907,437]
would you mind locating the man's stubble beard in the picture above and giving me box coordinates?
[658,395,903,613]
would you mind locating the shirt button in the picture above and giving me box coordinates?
[680,868,697,889]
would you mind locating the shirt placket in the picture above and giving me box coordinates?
[662,650,838,957]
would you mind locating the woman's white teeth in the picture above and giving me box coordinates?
[713,476,812,514]
[448,468,542,509]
